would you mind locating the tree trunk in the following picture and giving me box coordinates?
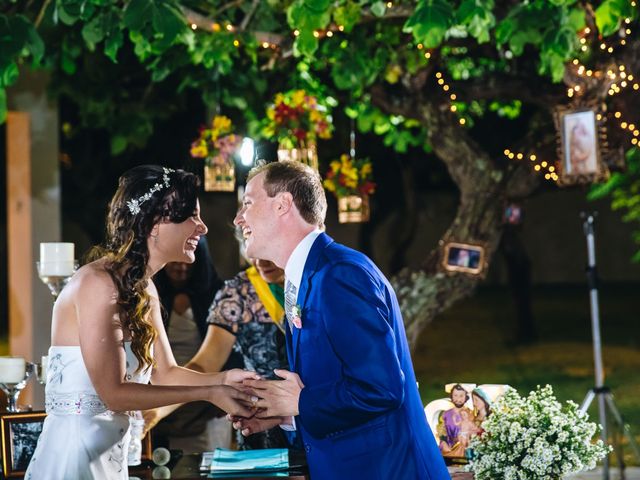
[388,96,540,349]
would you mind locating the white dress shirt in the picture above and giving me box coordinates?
[284,229,322,300]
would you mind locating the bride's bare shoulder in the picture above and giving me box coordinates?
[67,259,117,296]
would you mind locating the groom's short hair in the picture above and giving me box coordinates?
[248,160,327,227]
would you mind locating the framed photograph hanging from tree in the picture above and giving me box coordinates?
[555,106,610,186]
[440,241,486,276]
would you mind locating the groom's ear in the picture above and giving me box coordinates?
[274,192,294,216]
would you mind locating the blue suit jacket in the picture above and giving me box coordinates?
[287,233,450,480]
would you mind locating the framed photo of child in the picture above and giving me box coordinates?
[555,106,609,186]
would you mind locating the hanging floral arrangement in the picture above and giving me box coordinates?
[323,154,376,223]
[190,115,241,191]
[262,90,333,170]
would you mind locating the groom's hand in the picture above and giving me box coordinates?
[242,369,304,417]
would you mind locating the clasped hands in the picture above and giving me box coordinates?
[228,369,304,436]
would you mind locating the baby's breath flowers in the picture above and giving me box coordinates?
[467,385,611,480]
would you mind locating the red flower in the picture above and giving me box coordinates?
[359,181,376,195]
[293,128,307,142]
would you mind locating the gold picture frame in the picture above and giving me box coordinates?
[554,106,609,186]
[441,241,486,276]
[1,411,46,477]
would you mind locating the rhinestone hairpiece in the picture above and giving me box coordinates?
[126,167,174,215]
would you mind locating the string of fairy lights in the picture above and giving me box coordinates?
[185,3,637,184]
[428,7,637,183]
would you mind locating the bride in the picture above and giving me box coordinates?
[26,165,258,479]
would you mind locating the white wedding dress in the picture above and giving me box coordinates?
[25,343,152,480]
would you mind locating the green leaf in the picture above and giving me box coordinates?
[303,0,330,12]
[294,30,319,57]
[111,134,128,155]
[104,25,123,62]
[494,18,514,45]
[57,0,84,26]
[333,2,361,32]
[539,50,565,82]
[288,0,330,56]
[587,172,627,200]
[151,1,185,46]
[567,7,586,31]
[123,0,153,31]
[371,1,387,18]
[82,14,106,49]
[595,0,631,37]
[457,0,496,44]
[0,88,6,124]
[1,61,18,88]
[547,0,576,6]
[403,0,454,49]
[104,34,122,62]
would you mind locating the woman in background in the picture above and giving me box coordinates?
[145,257,294,450]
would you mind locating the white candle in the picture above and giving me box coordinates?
[0,357,27,383]
[39,242,75,276]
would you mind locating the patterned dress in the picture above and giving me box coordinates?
[208,271,290,449]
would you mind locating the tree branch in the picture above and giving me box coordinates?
[239,0,260,31]
[214,0,244,17]
[181,5,285,45]
[34,0,52,28]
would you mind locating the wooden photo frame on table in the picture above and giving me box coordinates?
[554,106,609,186]
[1,411,46,477]
[440,241,486,276]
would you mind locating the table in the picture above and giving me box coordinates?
[129,451,309,480]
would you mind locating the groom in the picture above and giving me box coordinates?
[233,160,450,480]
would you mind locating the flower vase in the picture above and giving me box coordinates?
[338,194,370,223]
[277,142,319,171]
[204,161,235,192]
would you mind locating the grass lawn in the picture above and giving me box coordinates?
[414,283,640,467]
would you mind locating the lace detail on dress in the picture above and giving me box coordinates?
[45,392,107,415]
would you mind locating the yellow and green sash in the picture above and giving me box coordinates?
[246,266,285,332]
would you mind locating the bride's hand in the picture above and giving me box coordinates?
[210,385,259,418]
[222,368,261,389]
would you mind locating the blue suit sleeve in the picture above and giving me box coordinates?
[297,262,405,438]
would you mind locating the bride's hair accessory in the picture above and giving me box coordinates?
[127,167,174,215]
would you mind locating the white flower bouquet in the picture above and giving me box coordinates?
[467,385,611,480]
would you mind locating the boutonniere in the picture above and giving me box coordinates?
[291,304,302,329]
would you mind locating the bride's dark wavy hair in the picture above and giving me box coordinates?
[89,165,200,373]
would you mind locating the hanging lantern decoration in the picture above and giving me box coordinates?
[190,115,241,192]
[323,153,375,224]
[323,120,375,223]
[263,90,333,171]
[338,194,370,223]
[277,141,319,171]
